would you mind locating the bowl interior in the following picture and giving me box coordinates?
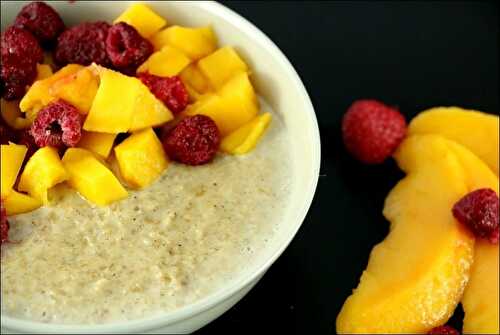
[0,1,320,333]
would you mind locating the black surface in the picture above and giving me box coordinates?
[196,2,499,334]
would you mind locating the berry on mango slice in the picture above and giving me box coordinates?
[184,72,259,136]
[62,148,127,206]
[77,131,117,159]
[198,46,249,90]
[35,64,54,81]
[221,112,272,155]
[408,107,499,176]
[151,26,217,60]
[336,135,475,334]
[3,190,41,216]
[18,147,68,204]
[114,3,166,39]
[49,67,98,114]
[0,143,27,198]
[1,99,31,129]
[137,46,191,77]
[114,128,168,189]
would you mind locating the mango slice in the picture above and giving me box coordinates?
[180,64,212,94]
[1,99,31,129]
[18,147,68,204]
[408,107,499,176]
[78,131,117,159]
[114,128,168,189]
[62,148,127,206]
[129,83,174,131]
[114,3,166,38]
[35,64,53,81]
[221,112,271,154]
[336,135,475,334]
[185,72,259,135]
[137,46,191,77]
[3,190,42,215]
[198,46,249,89]
[1,143,27,198]
[49,67,98,114]
[150,26,217,60]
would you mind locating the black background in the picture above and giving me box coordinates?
[196,1,499,334]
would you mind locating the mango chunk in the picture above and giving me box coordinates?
[129,83,174,131]
[35,64,54,81]
[20,64,83,120]
[185,72,259,135]
[49,67,98,114]
[1,143,28,198]
[180,64,212,94]
[221,113,271,154]
[137,46,191,77]
[408,107,499,176]
[114,128,168,189]
[336,135,475,334]
[198,47,249,89]
[114,3,166,38]
[18,147,68,204]
[78,131,117,159]
[62,148,127,206]
[3,190,42,215]
[151,26,217,60]
[1,99,31,129]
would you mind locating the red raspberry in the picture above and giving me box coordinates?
[55,21,111,66]
[138,73,189,114]
[1,26,43,100]
[14,1,65,45]
[453,188,499,244]
[428,325,460,335]
[342,99,407,164]
[30,100,83,149]
[163,115,220,165]
[1,199,9,245]
[17,129,39,159]
[106,22,153,73]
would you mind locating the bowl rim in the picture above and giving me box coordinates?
[1,1,321,333]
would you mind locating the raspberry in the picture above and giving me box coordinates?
[1,26,43,100]
[30,100,83,149]
[428,325,460,335]
[55,21,111,66]
[342,99,407,164]
[453,188,499,244]
[17,129,39,159]
[138,73,189,114]
[14,1,65,45]
[163,115,220,165]
[1,199,9,245]
[106,22,153,73]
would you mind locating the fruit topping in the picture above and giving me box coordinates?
[137,46,191,77]
[138,73,189,114]
[14,1,65,45]
[55,21,111,66]
[106,22,153,74]
[113,3,166,39]
[342,99,407,164]
[163,114,220,165]
[30,99,83,149]
[453,188,499,244]
[428,325,460,335]
[0,199,9,245]
[150,26,216,60]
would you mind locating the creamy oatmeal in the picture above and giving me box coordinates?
[1,107,292,324]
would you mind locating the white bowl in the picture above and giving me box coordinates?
[0,1,320,333]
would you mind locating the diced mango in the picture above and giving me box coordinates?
[185,72,259,135]
[78,131,117,159]
[35,64,53,81]
[20,64,83,120]
[1,99,31,129]
[180,64,212,94]
[1,143,27,198]
[49,67,98,114]
[130,83,174,131]
[198,46,249,89]
[185,84,206,102]
[114,3,166,38]
[221,113,271,154]
[62,148,128,206]
[3,190,41,215]
[18,147,68,204]
[137,46,191,77]
[151,26,217,60]
[114,128,168,189]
